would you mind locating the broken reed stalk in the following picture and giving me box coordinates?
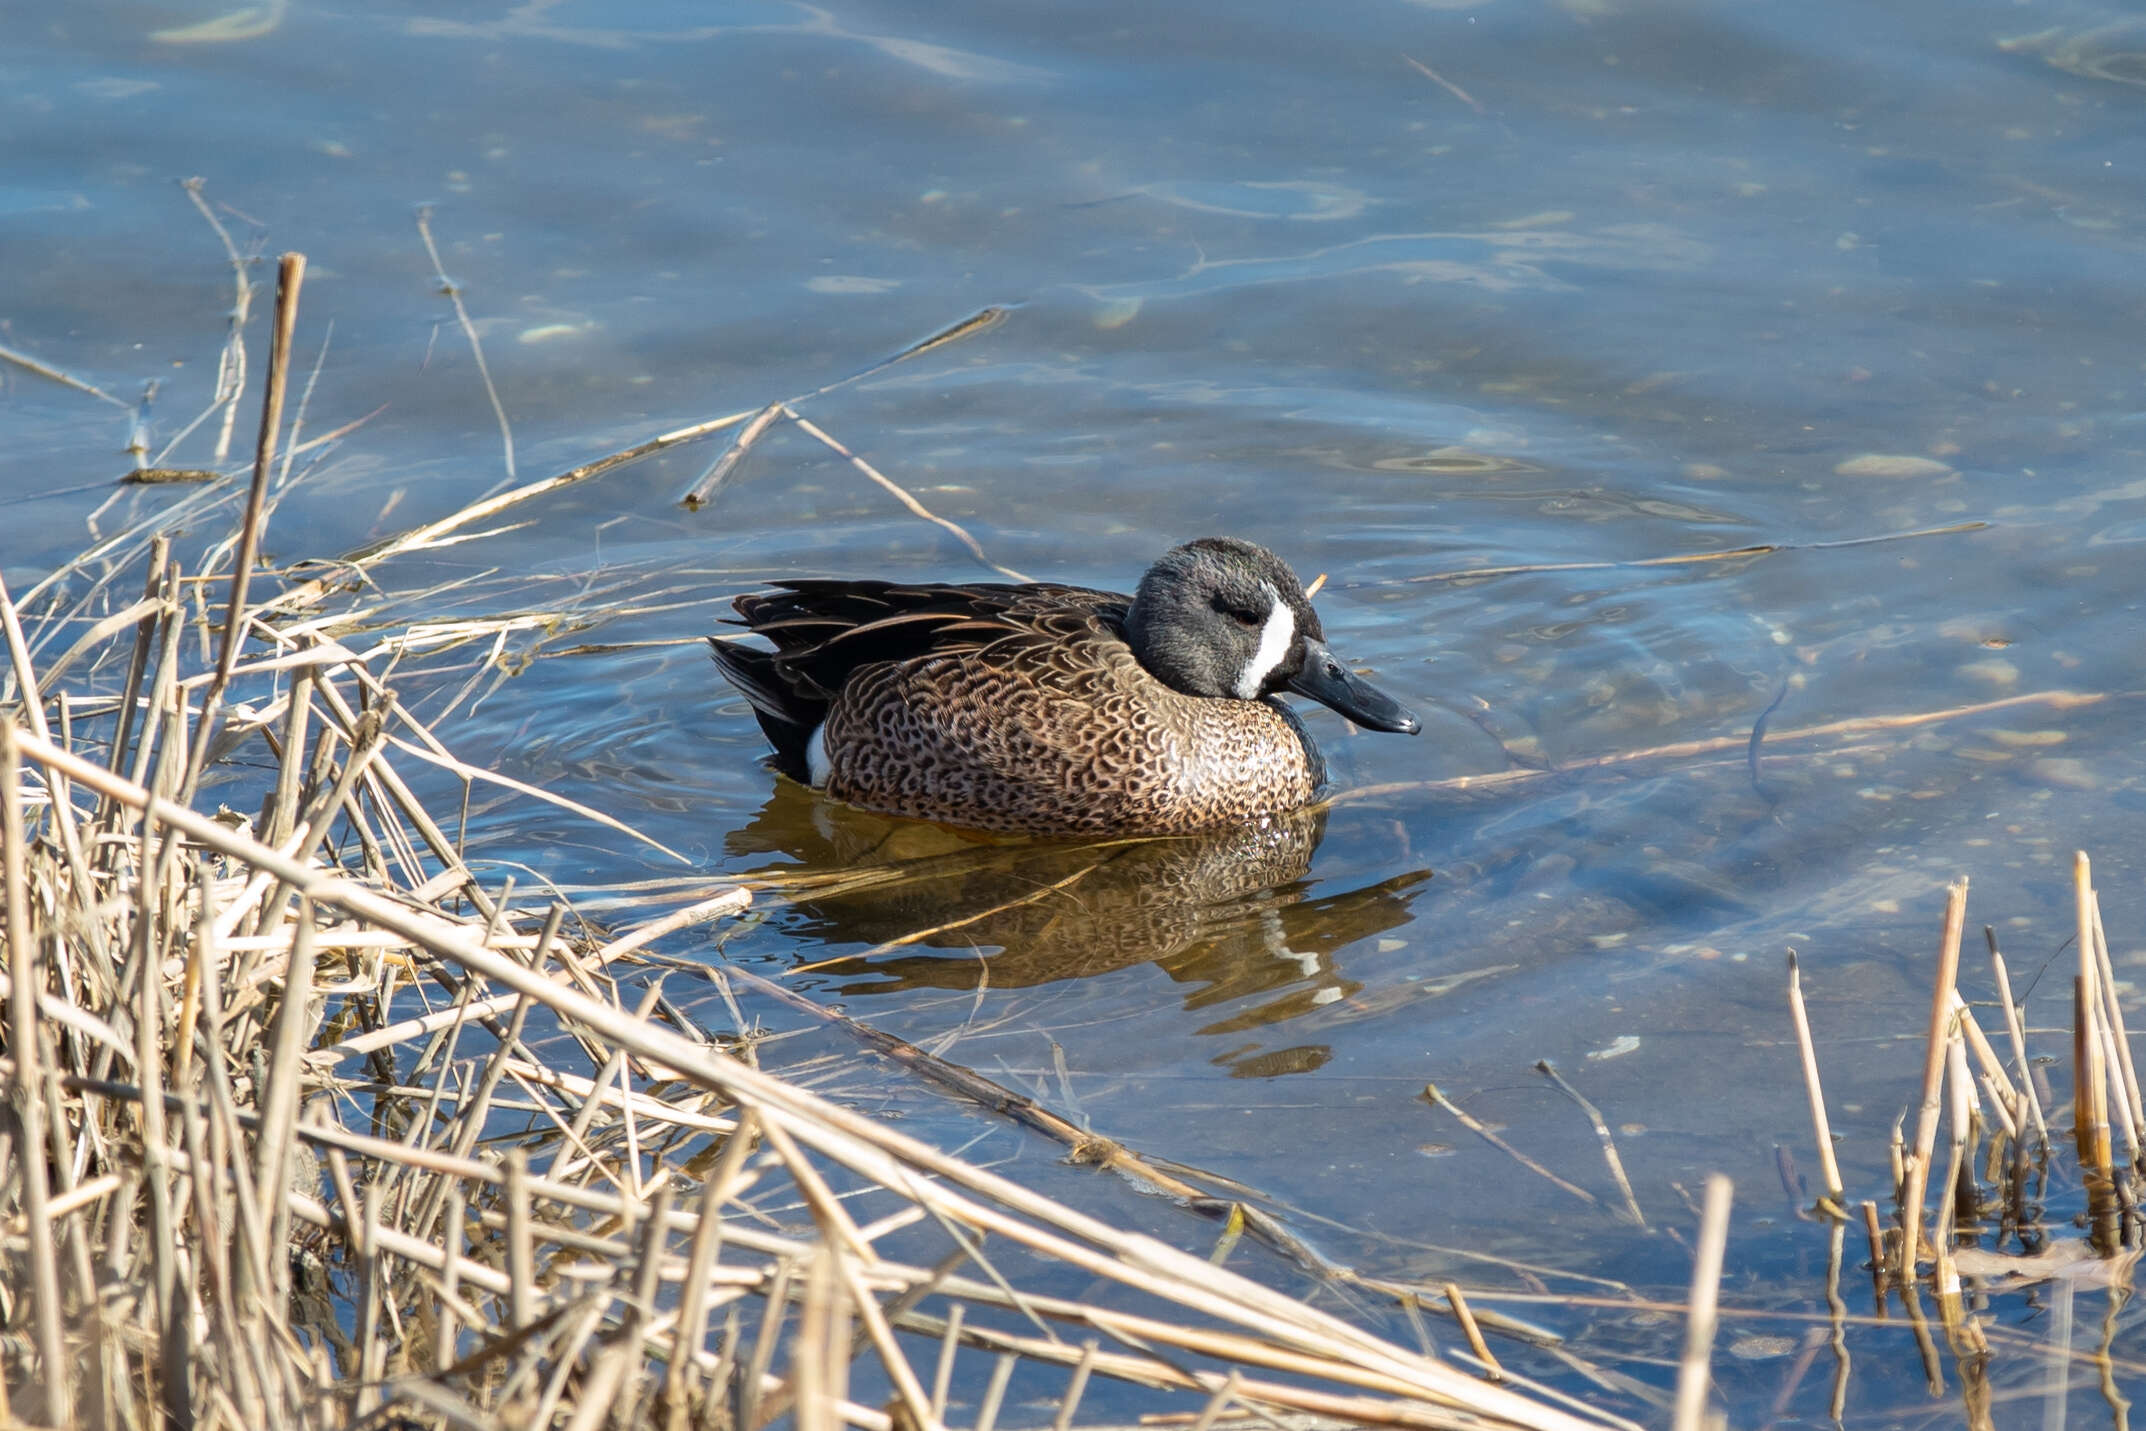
[1669,1175,1732,1431]
[1899,878,1968,1279]
[785,407,1029,581]
[1425,1083,1602,1211]
[179,177,253,464]
[180,253,303,818]
[2074,853,2116,1199]
[682,400,783,509]
[1335,688,2119,811]
[217,253,304,695]
[1786,951,1847,1212]
[1444,1284,1505,1381]
[1947,990,2020,1138]
[1985,929,2050,1140]
[415,206,514,481]
[1533,1061,1646,1229]
[3,725,69,1426]
[1928,1036,1987,1356]
[1858,1201,1886,1303]
[1933,1034,1974,1253]
[2090,889,2146,1163]
[679,302,1013,511]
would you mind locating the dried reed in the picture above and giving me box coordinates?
[1791,864,2146,1416]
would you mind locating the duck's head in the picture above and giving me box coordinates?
[1122,537,1421,735]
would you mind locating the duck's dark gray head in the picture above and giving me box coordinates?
[1122,537,1421,735]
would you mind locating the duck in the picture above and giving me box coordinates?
[708,537,1420,836]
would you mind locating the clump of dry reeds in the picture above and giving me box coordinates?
[1788,862,2146,1414]
[0,252,1613,1431]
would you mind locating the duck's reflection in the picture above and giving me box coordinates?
[728,781,1431,1026]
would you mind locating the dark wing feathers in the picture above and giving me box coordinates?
[709,577,1131,781]
[706,638,821,781]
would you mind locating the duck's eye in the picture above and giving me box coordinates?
[1211,595,1262,627]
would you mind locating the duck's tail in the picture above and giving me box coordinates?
[707,636,820,784]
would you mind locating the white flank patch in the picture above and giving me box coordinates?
[1234,584,1295,699]
[805,723,832,787]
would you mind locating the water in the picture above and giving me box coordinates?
[10,0,2146,1421]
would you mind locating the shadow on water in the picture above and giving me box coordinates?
[726,777,1432,1015]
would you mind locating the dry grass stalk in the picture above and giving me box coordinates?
[1533,1060,1645,1229]
[1404,519,1986,585]
[416,206,514,481]
[2090,889,2146,1163]
[217,254,304,694]
[682,401,785,509]
[785,407,1029,581]
[0,336,131,409]
[732,964,1216,1201]
[1946,991,2020,1142]
[1336,687,2117,812]
[1443,1284,1504,1382]
[1785,952,1846,1211]
[1899,878,1968,1278]
[178,177,256,464]
[1424,1084,1602,1212]
[1857,1200,1886,1305]
[3,723,69,1426]
[1668,1175,1732,1431]
[2075,854,2115,1193]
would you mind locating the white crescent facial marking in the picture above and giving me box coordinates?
[1234,582,1295,699]
[805,723,832,787]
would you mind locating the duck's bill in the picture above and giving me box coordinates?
[1287,641,1422,735]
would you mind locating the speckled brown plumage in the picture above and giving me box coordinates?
[709,540,1419,836]
[713,580,1322,835]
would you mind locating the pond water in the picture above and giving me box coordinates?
[11,0,2146,1423]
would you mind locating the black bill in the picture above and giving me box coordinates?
[1287,640,1421,735]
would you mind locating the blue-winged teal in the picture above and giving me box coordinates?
[708,537,1420,835]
